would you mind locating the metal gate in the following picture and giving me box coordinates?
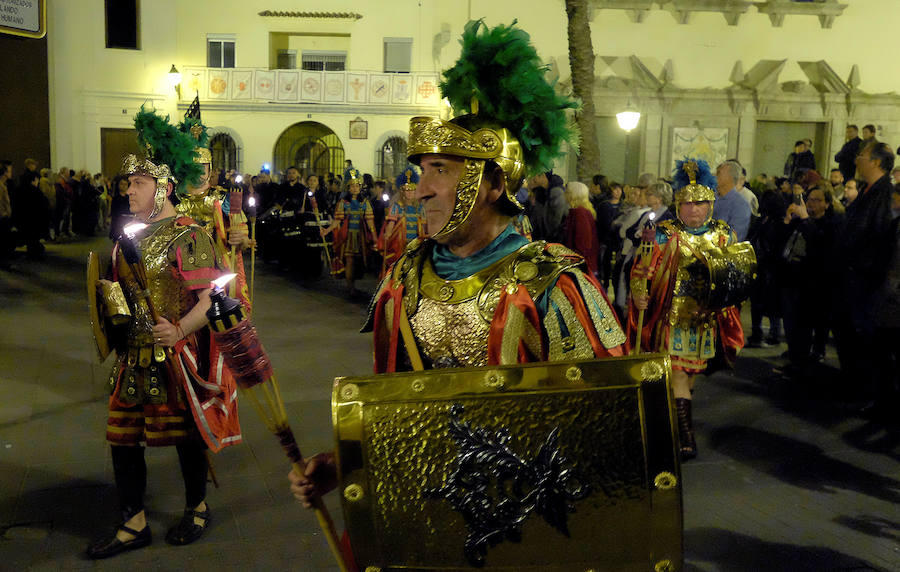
[273,121,345,179]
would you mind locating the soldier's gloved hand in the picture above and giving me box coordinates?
[289,452,337,509]
[228,224,249,246]
[152,316,181,346]
[633,293,649,311]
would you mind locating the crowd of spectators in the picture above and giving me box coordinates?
[516,132,898,420]
[5,141,897,417]
[0,158,114,262]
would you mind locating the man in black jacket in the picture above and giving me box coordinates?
[834,141,896,408]
[834,124,862,183]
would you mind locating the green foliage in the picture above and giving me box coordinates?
[134,107,202,194]
[440,20,578,175]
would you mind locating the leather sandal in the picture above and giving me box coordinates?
[165,505,210,546]
[86,523,152,559]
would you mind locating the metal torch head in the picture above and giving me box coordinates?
[207,274,245,331]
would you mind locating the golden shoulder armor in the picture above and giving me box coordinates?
[397,239,583,323]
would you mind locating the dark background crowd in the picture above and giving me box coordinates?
[1,158,113,262]
[4,134,898,419]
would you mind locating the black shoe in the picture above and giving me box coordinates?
[166,505,210,546]
[86,523,151,559]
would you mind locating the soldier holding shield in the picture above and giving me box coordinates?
[290,18,625,513]
[630,159,756,461]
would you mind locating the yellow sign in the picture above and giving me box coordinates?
[0,0,45,39]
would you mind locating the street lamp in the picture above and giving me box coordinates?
[168,64,182,98]
[616,109,641,132]
[616,104,641,184]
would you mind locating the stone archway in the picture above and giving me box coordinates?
[272,121,345,179]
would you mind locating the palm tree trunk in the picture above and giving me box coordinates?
[565,0,602,183]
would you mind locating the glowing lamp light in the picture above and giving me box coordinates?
[308,191,314,197]
[212,273,237,290]
[382,193,390,202]
[235,175,243,184]
[123,222,148,238]
[262,163,270,171]
[247,196,257,207]
[648,212,656,221]
[167,65,182,88]
[616,110,641,132]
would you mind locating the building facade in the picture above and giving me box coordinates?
[44,0,900,184]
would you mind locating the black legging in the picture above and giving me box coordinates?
[111,442,208,518]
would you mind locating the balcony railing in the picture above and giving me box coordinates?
[179,66,442,107]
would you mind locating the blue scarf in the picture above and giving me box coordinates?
[432,224,527,280]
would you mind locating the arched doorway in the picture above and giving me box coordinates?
[273,121,344,179]
[210,132,239,174]
[378,136,407,180]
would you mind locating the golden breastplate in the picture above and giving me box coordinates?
[404,240,581,368]
[667,224,730,327]
[175,188,224,235]
[118,219,192,346]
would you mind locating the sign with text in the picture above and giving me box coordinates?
[0,0,44,38]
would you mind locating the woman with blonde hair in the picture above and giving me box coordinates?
[563,181,601,277]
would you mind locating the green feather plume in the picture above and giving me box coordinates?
[134,107,202,194]
[440,20,578,175]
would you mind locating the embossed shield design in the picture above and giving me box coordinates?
[333,354,682,571]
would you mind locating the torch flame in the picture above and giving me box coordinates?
[248,196,257,207]
[648,212,656,221]
[382,193,389,202]
[123,222,148,238]
[212,273,237,290]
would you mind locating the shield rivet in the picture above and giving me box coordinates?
[340,383,359,401]
[343,484,364,502]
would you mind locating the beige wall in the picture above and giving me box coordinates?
[47,0,900,179]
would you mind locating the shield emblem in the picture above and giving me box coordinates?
[333,354,683,571]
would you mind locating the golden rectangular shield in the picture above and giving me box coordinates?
[333,354,682,571]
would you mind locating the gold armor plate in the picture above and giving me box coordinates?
[333,354,683,570]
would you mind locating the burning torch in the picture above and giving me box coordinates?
[228,179,245,299]
[630,212,657,355]
[246,194,257,309]
[205,275,348,572]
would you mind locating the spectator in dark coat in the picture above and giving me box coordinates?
[784,140,816,183]
[596,182,623,288]
[834,124,863,183]
[871,185,900,416]
[777,186,843,366]
[747,178,789,346]
[528,171,567,242]
[109,175,131,241]
[833,141,896,406]
[17,171,49,259]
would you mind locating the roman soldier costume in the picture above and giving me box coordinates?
[320,22,685,571]
[175,107,251,311]
[378,168,425,278]
[86,109,240,558]
[628,159,756,459]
